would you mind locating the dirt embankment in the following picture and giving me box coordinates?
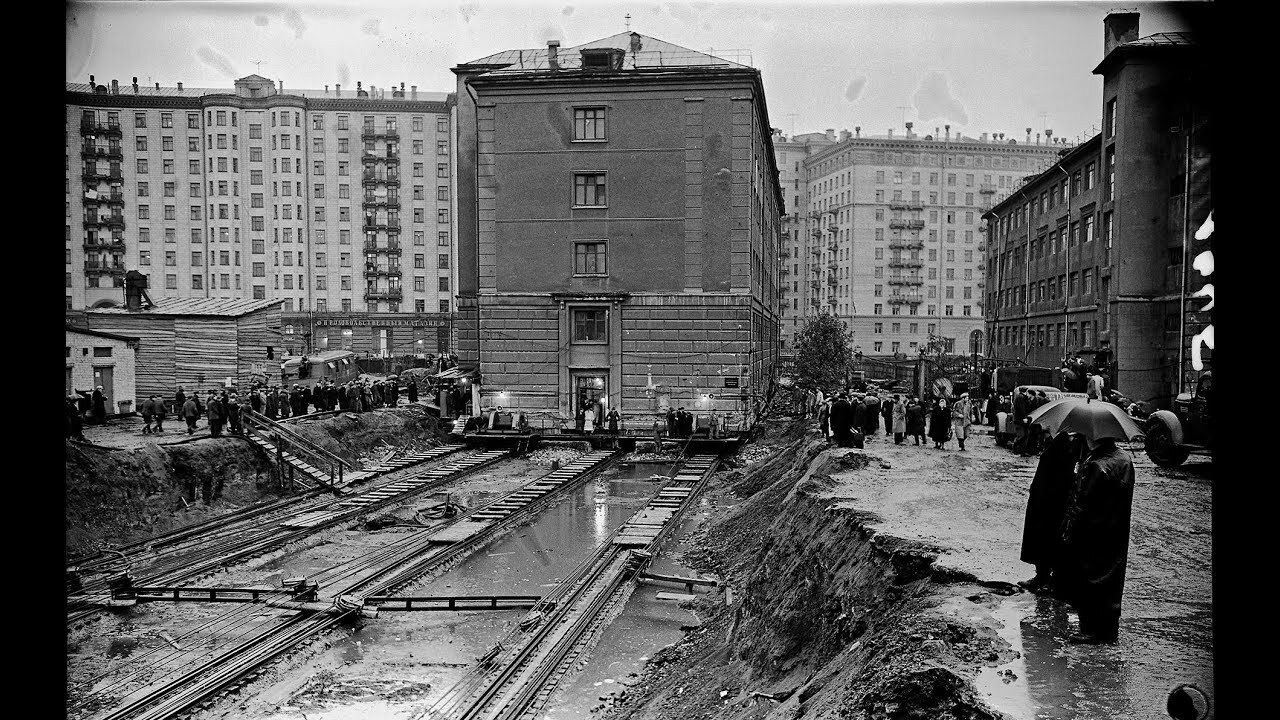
[65,408,445,559]
[609,424,1016,720]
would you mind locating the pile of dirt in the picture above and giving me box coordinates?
[64,438,275,559]
[609,422,1016,720]
[285,407,444,465]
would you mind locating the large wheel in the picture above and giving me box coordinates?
[1145,416,1190,467]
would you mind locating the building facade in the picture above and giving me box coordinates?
[774,127,1062,353]
[67,75,458,356]
[983,12,1210,407]
[452,33,783,422]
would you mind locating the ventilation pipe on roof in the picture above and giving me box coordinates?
[176,82,183,92]
[905,121,914,139]
[855,126,861,138]
[155,82,160,90]
[945,124,951,141]
[1036,132,1041,145]
[1026,127,1032,143]
[132,77,139,94]
[89,74,95,86]
[411,85,417,100]
[335,83,341,96]
[887,128,894,139]
[548,40,561,70]
[1045,129,1054,143]
[111,79,118,94]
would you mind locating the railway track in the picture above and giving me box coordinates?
[67,442,473,625]
[79,449,624,720]
[422,453,722,720]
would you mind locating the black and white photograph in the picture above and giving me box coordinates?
[65,1,1217,718]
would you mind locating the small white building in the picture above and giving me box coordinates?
[66,325,139,416]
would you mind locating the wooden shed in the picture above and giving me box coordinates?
[84,298,283,400]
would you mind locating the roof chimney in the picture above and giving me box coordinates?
[1045,129,1053,143]
[1026,127,1032,143]
[1103,11,1141,57]
[278,79,283,92]
[335,83,341,96]
[132,77,139,94]
[945,124,951,141]
[825,128,835,141]
[89,74,95,86]
[838,128,851,142]
[1036,132,1041,145]
[887,128,894,139]
[905,121,913,138]
[176,82,183,92]
[855,126,861,138]
[155,82,160,90]
[981,132,988,142]
[547,40,561,70]
[111,79,118,94]
[411,85,417,100]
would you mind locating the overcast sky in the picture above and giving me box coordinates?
[66,1,1208,144]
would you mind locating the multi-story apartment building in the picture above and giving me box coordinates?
[452,33,783,421]
[984,11,1210,407]
[774,127,1062,354]
[67,75,458,356]
[774,131,835,340]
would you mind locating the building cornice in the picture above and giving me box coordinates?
[67,91,452,114]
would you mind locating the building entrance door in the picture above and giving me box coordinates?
[572,374,607,426]
[94,366,114,412]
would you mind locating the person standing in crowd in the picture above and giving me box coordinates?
[1057,434,1136,644]
[607,407,621,434]
[360,382,373,413]
[275,387,289,419]
[227,393,242,435]
[151,395,166,433]
[864,393,881,437]
[265,386,278,419]
[852,394,867,440]
[666,407,677,439]
[987,392,1002,427]
[90,386,107,425]
[951,392,972,451]
[880,394,895,440]
[1018,431,1084,593]
[250,386,263,414]
[1013,388,1032,449]
[906,396,926,445]
[175,386,186,415]
[67,396,86,441]
[182,393,200,435]
[1087,370,1105,400]
[817,396,831,440]
[829,393,853,447]
[140,394,155,434]
[206,392,224,437]
[929,398,951,449]
[891,394,907,444]
[407,379,419,404]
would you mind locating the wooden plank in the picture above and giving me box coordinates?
[655,592,697,602]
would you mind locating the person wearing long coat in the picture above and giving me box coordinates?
[881,396,895,438]
[265,388,278,419]
[182,397,200,434]
[151,395,167,433]
[864,395,881,436]
[906,399,926,445]
[277,389,291,418]
[666,408,677,439]
[1056,437,1136,644]
[951,394,973,451]
[360,384,373,413]
[829,395,854,447]
[1019,431,1084,593]
[817,399,831,439]
[891,397,907,444]
[928,399,951,448]
[91,386,108,425]
[206,394,224,437]
[407,381,419,404]
[851,397,866,438]
[606,408,621,434]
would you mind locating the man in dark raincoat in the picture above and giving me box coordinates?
[1018,431,1083,592]
[1056,436,1135,644]
[829,394,854,447]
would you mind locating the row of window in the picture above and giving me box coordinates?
[125,110,450,134]
[121,227,452,248]
[993,269,1097,308]
[994,321,1097,350]
[808,149,1037,178]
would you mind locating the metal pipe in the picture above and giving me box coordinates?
[1057,165,1071,362]
[1177,117,1192,395]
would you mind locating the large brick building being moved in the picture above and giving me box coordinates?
[451,33,784,425]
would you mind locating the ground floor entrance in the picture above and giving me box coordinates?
[571,373,607,429]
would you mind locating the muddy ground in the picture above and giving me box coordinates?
[65,407,444,559]
[606,416,1213,720]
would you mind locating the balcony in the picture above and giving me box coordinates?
[363,241,403,255]
[889,259,924,269]
[887,293,923,305]
[827,238,838,251]
[361,151,401,165]
[364,265,403,278]
[82,215,126,229]
[361,126,400,141]
[809,245,820,256]
[80,119,122,136]
[364,288,403,302]
[83,169,124,183]
[84,262,126,275]
[889,239,924,251]
[827,295,837,306]
[80,145,123,160]
[888,277,923,286]
[889,203,924,212]
[826,273,838,285]
[83,239,127,252]
[85,191,125,205]
[979,184,996,194]
[809,280,821,292]
[810,228,822,238]
[889,220,926,230]
[362,196,402,209]
[362,171,401,186]
[363,220,401,232]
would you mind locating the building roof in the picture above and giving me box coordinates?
[458,32,751,73]
[86,297,283,317]
[982,132,1104,218]
[65,324,139,343]
[65,82,450,103]
[1093,32,1199,75]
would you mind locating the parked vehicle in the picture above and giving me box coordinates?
[279,350,360,390]
[1144,371,1212,467]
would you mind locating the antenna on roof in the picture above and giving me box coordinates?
[252,59,266,74]
[625,12,631,30]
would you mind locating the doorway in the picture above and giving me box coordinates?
[572,374,607,421]
[93,366,114,411]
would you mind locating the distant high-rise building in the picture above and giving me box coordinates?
[773,126,1061,354]
[67,75,459,356]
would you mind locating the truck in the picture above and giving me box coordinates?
[1143,371,1212,467]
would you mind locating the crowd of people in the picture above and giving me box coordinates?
[815,389,975,451]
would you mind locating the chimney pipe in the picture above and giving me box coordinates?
[905,121,913,138]
[855,126,861,138]
[1036,132,1041,145]
[1026,127,1032,143]
[335,83,341,96]
[132,77,139,93]
[176,82,183,92]
[111,79,118,94]
[887,128,894,138]
[411,85,417,100]
[278,79,283,92]
[1103,11,1141,57]
[155,82,160,90]
[945,124,951,141]
[89,74,95,86]
[1045,129,1053,143]
[981,132,988,142]
[401,82,405,91]
[547,40,560,70]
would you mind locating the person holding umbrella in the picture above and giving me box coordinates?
[1018,430,1085,593]
[1026,397,1141,644]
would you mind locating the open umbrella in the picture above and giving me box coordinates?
[1026,397,1144,441]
